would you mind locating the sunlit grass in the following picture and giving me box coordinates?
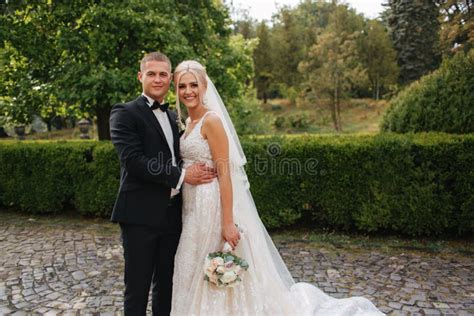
[263,98,390,134]
[271,228,474,256]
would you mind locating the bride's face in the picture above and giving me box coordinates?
[178,72,201,109]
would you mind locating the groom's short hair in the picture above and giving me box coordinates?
[140,52,172,72]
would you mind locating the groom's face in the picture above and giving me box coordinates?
[138,61,172,102]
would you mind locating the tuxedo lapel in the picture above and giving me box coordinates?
[136,96,168,145]
[166,110,181,159]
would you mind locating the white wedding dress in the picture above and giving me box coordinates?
[171,111,384,316]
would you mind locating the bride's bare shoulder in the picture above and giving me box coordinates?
[201,111,225,139]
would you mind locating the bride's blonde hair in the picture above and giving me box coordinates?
[174,60,208,128]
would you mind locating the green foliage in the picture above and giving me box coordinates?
[230,92,271,135]
[234,1,336,99]
[358,20,399,99]
[0,141,93,213]
[253,21,274,101]
[74,142,119,216]
[0,43,45,125]
[387,0,441,84]
[299,3,367,131]
[438,0,474,55]
[382,51,474,133]
[273,113,312,131]
[271,7,307,89]
[1,1,255,140]
[1,133,473,236]
[209,34,258,131]
[243,133,474,236]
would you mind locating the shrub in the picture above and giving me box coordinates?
[242,133,474,235]
[382,51,474,133]
[74,142,119,216]
[0,133,472,236]
[0,141,94,213]
[273,113,311,130]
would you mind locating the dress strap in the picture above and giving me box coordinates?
[196,110,218,128]
[196,111,219,138]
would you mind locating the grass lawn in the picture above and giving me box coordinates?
[0,97,390,141]
[272,228,474,257]
[263,98,390,134]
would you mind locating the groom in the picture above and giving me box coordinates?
[110,52,215,315]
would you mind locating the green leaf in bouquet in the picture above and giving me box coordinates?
[240,260,249,270]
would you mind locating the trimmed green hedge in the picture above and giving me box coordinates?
[0,141,93,213]
[0,133,473,236]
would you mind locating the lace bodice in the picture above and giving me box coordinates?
[180,111,215,169]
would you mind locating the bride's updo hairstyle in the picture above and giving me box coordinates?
[174,60,208,127]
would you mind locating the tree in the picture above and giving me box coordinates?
[299,2,367,131]
[232,11,257,39]
[358,20,399,99]
[1,0,256,140]
[387,0,441,84]
[253,22,273,103]
[295,0,334,44]
[237,0,340,100]
[438,0,474,54]
[0,44,37,126]
[271,6,307,90]
[0,1,69,127]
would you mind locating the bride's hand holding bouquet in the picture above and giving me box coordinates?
[222,221,241,250]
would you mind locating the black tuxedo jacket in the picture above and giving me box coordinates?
[109,95,182,229]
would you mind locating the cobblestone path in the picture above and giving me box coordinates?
[0,213,472,315]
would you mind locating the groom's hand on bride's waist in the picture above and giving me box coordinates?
[183,162,217,185]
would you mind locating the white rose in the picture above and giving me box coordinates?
[221,271,237,284]
[216,266,225,274]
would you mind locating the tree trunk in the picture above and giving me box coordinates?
[334,76,341,131]
[263,91,268,104]
[96,106,112,140]
[376,74,380,100]
[330,96,338,131]
[0,126,8,138]
[335,98,342,131]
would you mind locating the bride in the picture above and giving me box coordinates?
[171,60,384,316]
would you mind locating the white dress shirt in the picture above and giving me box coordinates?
[143,94,185,197]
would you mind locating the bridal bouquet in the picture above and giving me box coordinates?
[204,242,249,288]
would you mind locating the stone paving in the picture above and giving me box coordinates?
[0,213,473,315]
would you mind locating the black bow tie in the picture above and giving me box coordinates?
[150,101,169,112]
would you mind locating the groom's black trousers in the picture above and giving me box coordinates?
[120,199,181,316]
